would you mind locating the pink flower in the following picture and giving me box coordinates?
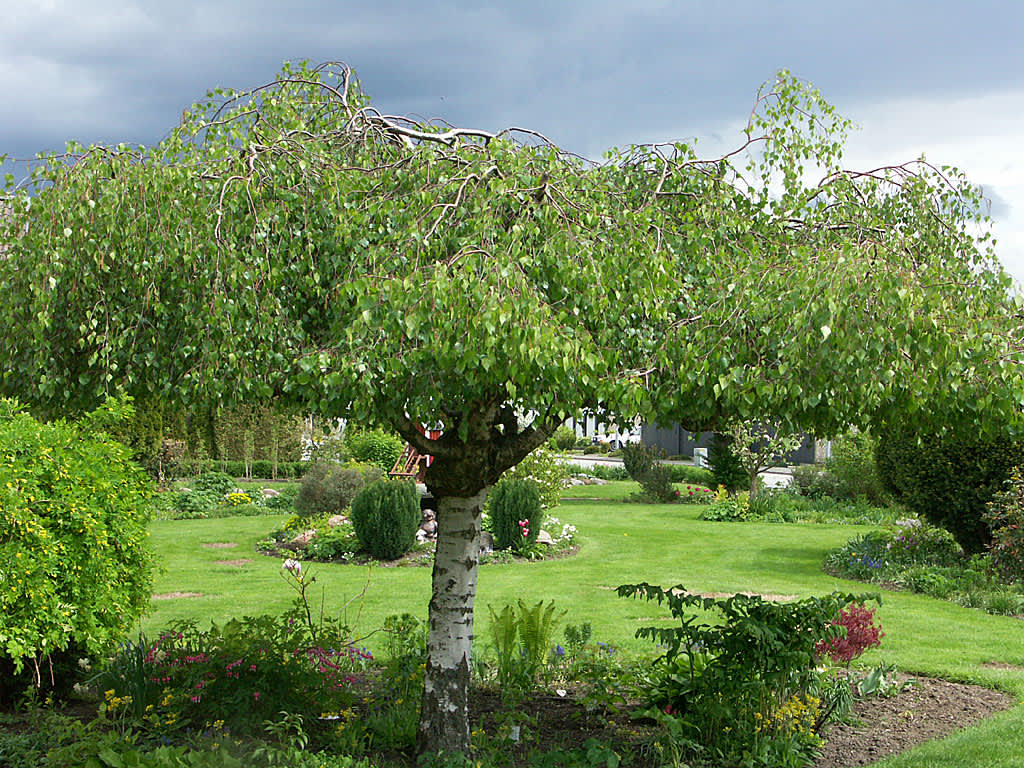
[253,691,261,701]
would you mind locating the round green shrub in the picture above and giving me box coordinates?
[191,471,235,496]
[344,428,405,472]
[490,478,543,552]
[350,479,421,560]
[875,425,1024,553]
[0,399,155,676]
[294,461,381,518]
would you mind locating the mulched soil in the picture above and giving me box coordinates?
[813,674,1014,767]
[464,674,1015,767]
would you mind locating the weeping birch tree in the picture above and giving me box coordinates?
[2,62,1020,755]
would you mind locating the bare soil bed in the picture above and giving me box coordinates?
[464,674,1014,767]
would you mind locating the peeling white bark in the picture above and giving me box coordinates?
[417,489,488,755]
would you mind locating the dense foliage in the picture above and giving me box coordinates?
[344,428,405,473]
[489,478,543,552]
[349,479,421,560]
[497,444,569,511]
[984,467,1024,583]
[294,462,382,519]
[620,582,873,767]
[0,399,155,674]
[709,433,747,493]
[875,425,1024,552]
[4,61,1020,755]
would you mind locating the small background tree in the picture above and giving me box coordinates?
[725,421,803,499]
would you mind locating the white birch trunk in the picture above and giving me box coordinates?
[417,489,487,755]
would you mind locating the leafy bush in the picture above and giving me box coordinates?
[709,432,746,493]
[791,462,840,499]
[551,426,578,451]
[0,398,155,686]
[350,479,421,560]
[92,584,370,744]
[621,583,870,768]
[490,478,543,552]
[886,519,962,567]
[984,467,1024,583]
[584,464,630,481]
[295,462,381,518]
[701,488,751,521]
[621,442,659,482]
[815,603,884,665]
[875,424,1024,553]
[621,443,679,502]
[345,428,405,472]
[192,471,236,497]
[499,444,568,510]
[667,464,715,486]
[823,530,891,580]
[638,463,678,502]
[677,484,715,504]
[304,526,361,562]
[825,431,890,505]
[170,488,221,519]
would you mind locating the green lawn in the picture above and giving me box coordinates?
[145,496,1024,768]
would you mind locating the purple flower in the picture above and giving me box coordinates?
[555,644,565,657]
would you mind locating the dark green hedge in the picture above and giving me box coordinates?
[875,426,1024,553]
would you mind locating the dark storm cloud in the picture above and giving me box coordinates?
[3,0,1023,169]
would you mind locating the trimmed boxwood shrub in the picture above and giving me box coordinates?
[875,425,1024,553]
[0,398,155,694]
[349,479,421,560]
[490,478,543,552]
[294,462,381,518]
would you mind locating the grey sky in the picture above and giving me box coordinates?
[4,1,1024,280]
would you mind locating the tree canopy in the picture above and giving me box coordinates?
[2,62,1021,754]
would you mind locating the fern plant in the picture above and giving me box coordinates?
[516,599,566,681]
[486,599,566,698]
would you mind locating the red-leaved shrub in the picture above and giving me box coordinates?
[815,603,883,665]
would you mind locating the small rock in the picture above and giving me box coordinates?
[287,530,316,549]
[262,488,281,498]
[537,530,554,546]
[328,514,348,527]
